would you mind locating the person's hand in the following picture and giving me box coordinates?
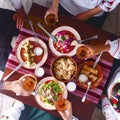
[13,8,27,29]
[44,7,58,25]
[76,44,110,59]
[58,100,72,120]
[3,80,32,96]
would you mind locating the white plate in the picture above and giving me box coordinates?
[35,76,68,110]
[16,37,48,69]
[49,26,81,56]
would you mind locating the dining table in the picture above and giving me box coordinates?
[0,3,119,120]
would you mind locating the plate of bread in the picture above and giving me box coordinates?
[76,61,103,89]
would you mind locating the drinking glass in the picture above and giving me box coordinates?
[55,98,67,111]
[20,74,37,93]
[45,14,57,27]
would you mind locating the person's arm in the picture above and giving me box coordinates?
[0,100,24,120]
[44,0,60,24]
[13,6,27,29]
[76,44,110,59]
[58,100,73,120]
[74,6,103,21]
[0,80,32,96]
[51,0,60,8]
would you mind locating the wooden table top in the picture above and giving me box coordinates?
[1,3,118,120]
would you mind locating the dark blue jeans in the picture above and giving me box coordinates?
[0,8,19,71]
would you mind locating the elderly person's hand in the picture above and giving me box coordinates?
[13,7,27,29]
[57,100,73,120]
[76,44,110,59]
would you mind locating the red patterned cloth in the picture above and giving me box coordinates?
[6,28,113,104]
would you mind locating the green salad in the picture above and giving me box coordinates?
[38,80,63,106]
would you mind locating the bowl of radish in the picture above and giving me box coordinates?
[49,26,81,56]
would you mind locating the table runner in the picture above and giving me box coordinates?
[6,28,113,104]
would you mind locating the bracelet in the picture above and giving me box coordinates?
[0,80,4,89]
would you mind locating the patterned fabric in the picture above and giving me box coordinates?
[102,97,118,120]
[107,39,120,59]
[0,101,24,120]
[6,28,113,104]
[99,0,120,12]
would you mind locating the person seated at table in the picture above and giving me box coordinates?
[0,0,26,71]
[44,0,120,28]
[0,80,73,120]
[101,67,120,120]
[0,99,73,120]
[76,38,120,59]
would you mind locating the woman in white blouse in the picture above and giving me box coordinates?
[45,0,120,28]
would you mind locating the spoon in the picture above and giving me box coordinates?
[71,35,98,46]
[81,52,103,102]
[28,20,39,43]
[37,22,57,42]
[81,81,91,102]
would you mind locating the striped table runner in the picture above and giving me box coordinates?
[6,28,113,104]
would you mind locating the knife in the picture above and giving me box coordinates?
[3,62,23,81]
[93,52,103,68]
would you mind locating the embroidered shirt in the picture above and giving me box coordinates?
[0,0,22,11]
[107,38,120,59]
[60,0,120,16]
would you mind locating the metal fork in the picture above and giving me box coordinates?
[71,35,98,46]
[80,35,98,44]
[28,20,39,43]
[37,22,57,42]
[81,52,103,102]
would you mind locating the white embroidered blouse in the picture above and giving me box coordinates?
[0,0,22,11]
[60,0,120,16]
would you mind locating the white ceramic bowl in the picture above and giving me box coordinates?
[16,37,48,69]
[49,26,81,56]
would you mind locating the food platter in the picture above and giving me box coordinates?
[49,26,81,56]
[35,76,68,110]
[16,37,48,69]
[51,55,77,82]
[76,61,103,89]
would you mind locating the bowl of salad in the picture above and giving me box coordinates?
[35,76,68,110]
[49,26,81,56]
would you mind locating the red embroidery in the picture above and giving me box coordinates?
[108,0,114,5]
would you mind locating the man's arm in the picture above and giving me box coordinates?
[75,6,103,21]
